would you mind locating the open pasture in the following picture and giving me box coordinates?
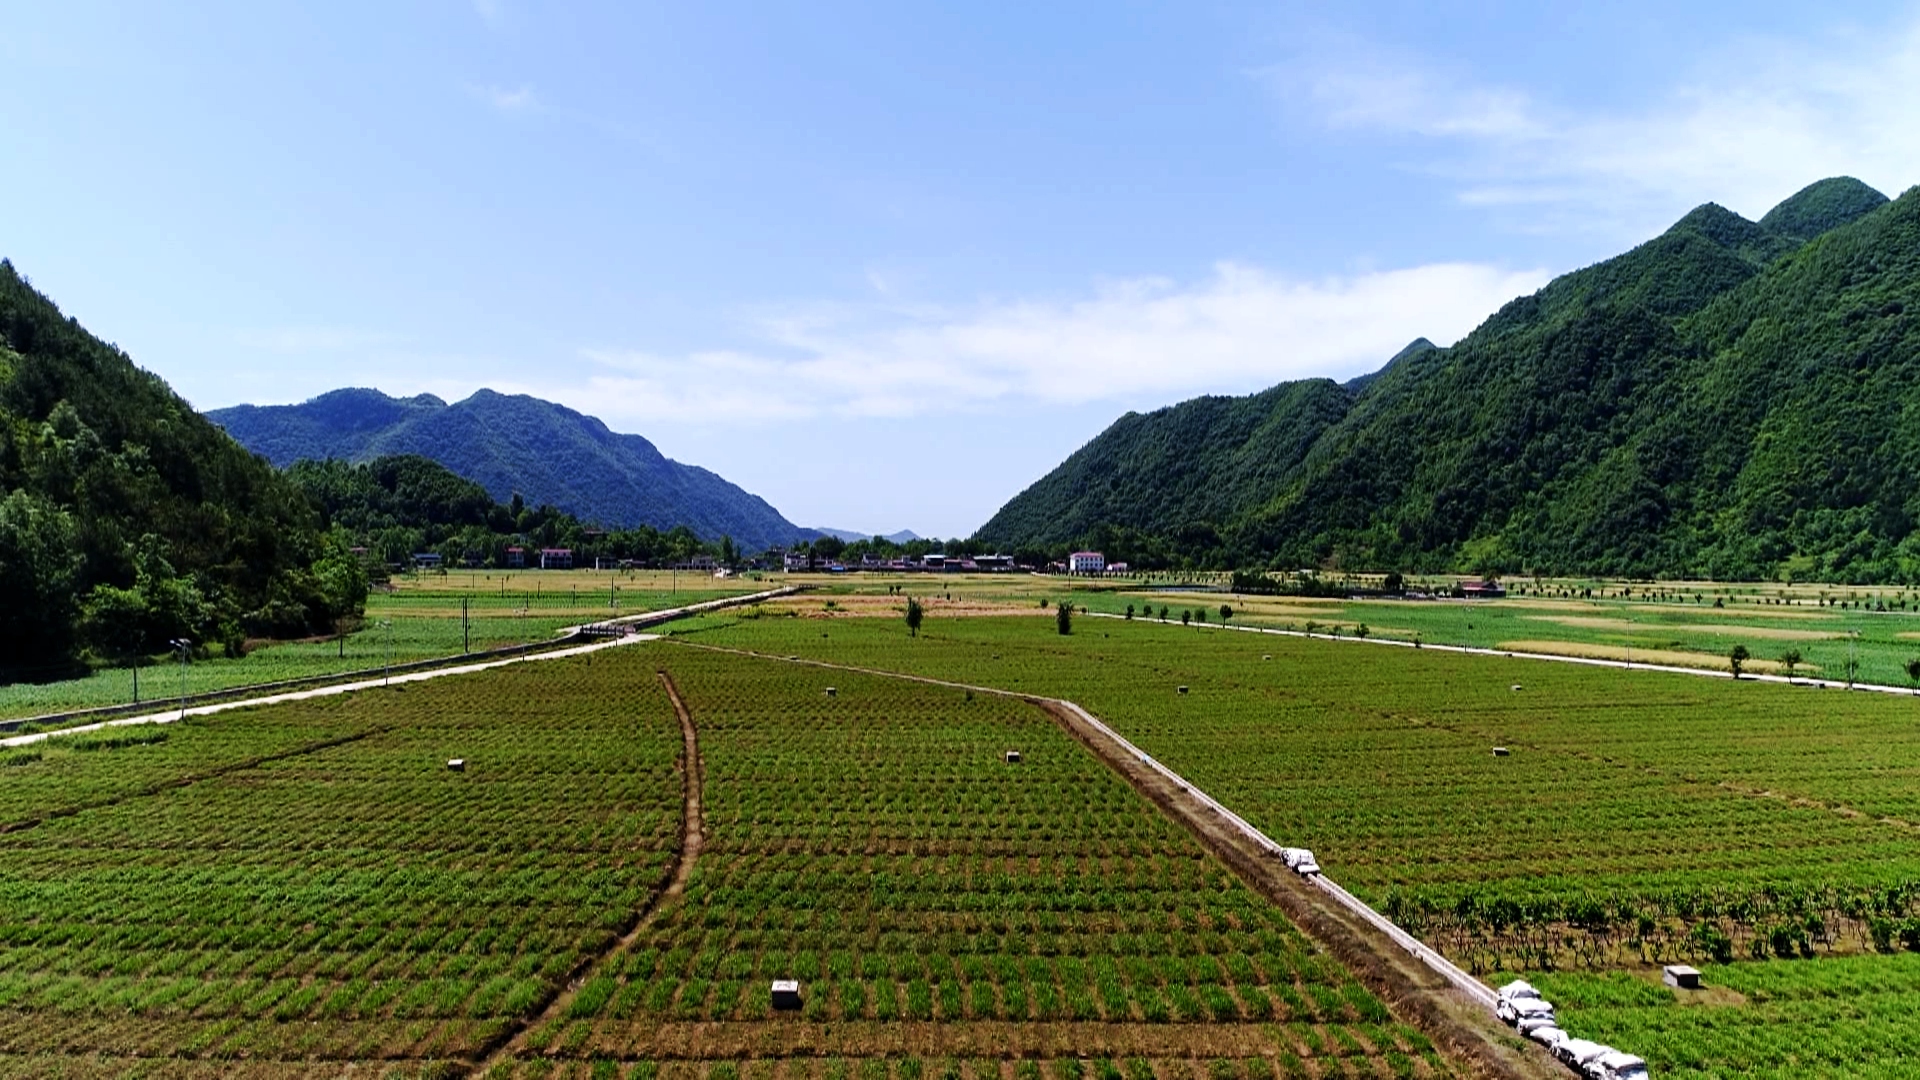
[0,651,684,1075]
[493,645,1453,1078]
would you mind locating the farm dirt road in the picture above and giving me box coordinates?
[464,670,710,1075]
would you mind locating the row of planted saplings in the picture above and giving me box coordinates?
[1386,882,1920,970]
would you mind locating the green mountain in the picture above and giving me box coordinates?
[0,261,363,681]
[210,388,812,550]
[286,454,719,568]
[976,177,1920,583]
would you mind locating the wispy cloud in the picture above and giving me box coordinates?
[1264,17,1920,234]
[572,261,1548,423]
[469,82,536,113]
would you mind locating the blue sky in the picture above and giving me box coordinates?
[7,1,1920,539]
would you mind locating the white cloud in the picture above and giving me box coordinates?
[1267,18,1920,233]
[573,261,1547,423]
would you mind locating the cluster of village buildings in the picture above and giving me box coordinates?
[401,545,1131,576]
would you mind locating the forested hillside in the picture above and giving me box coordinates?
[288,454,718,568]
[977,177,1920,583]
[212,388,812,550]
[0,262,363,682]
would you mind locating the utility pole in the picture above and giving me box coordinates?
[169,639,191,719]
[380,620,394,686]
[131,658,138,705]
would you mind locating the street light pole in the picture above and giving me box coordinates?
[380,620,394,686]
[169,638,191,719]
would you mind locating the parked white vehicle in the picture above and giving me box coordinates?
[1515,1011,1561,1039]
[1278,847,1320,875]
[1496,978,1541,1002]
[1525,1024,1566,1048]
[1587,1051,1649,1080]
[1553,1040,1611,1072]
[1496,994,1555,1026]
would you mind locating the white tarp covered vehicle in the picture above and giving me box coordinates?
[1278,847,1320,875]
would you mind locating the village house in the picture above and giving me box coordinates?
[1068,551,1106,574]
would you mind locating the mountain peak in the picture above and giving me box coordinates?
[210,387,810,548]
[1759,177,1890,241]
[1667,202,1776,253]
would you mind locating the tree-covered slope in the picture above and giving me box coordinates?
[0,262,362,681]
[212,388,812,550]
[977,177,1920,582]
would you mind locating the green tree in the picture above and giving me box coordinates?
[1125,603,1134,620]
[905,596,924,638]
[1181,610,1191,626]
[0,490,81,676]
[1218,604,1232,622]
[1055,601,1072,636]
[1780,647,1803,681]
[1904,656,1920,695]
[1729,643,1750,679]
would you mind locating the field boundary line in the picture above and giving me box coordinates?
[0,587,794,752]
[1085,610,1920,695]
[0,725,391,834]
[462,670,708,1076]
[666,640,1549,1078]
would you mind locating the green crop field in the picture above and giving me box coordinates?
[671,607,1920,1078]
[0,651,683,1077]
[0,571,751,723]
[0,637,1460,1080]
[495,644,1451,1078]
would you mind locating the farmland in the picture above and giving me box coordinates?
[676,612,1920,941]
[0,650,684,1076]
[0,570,752,723]
[0,634,1468,1079]
[489,645,1455,1077]
[668,602,1920,1076]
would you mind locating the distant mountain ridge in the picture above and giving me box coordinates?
[812,527,922,545]
[211,388,812,550]
[976,177,1920,583]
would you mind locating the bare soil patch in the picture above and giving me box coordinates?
[1496,640,1810,673]
[762,595,1045,619]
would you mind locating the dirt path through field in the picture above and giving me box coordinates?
[463,670,707,1076]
